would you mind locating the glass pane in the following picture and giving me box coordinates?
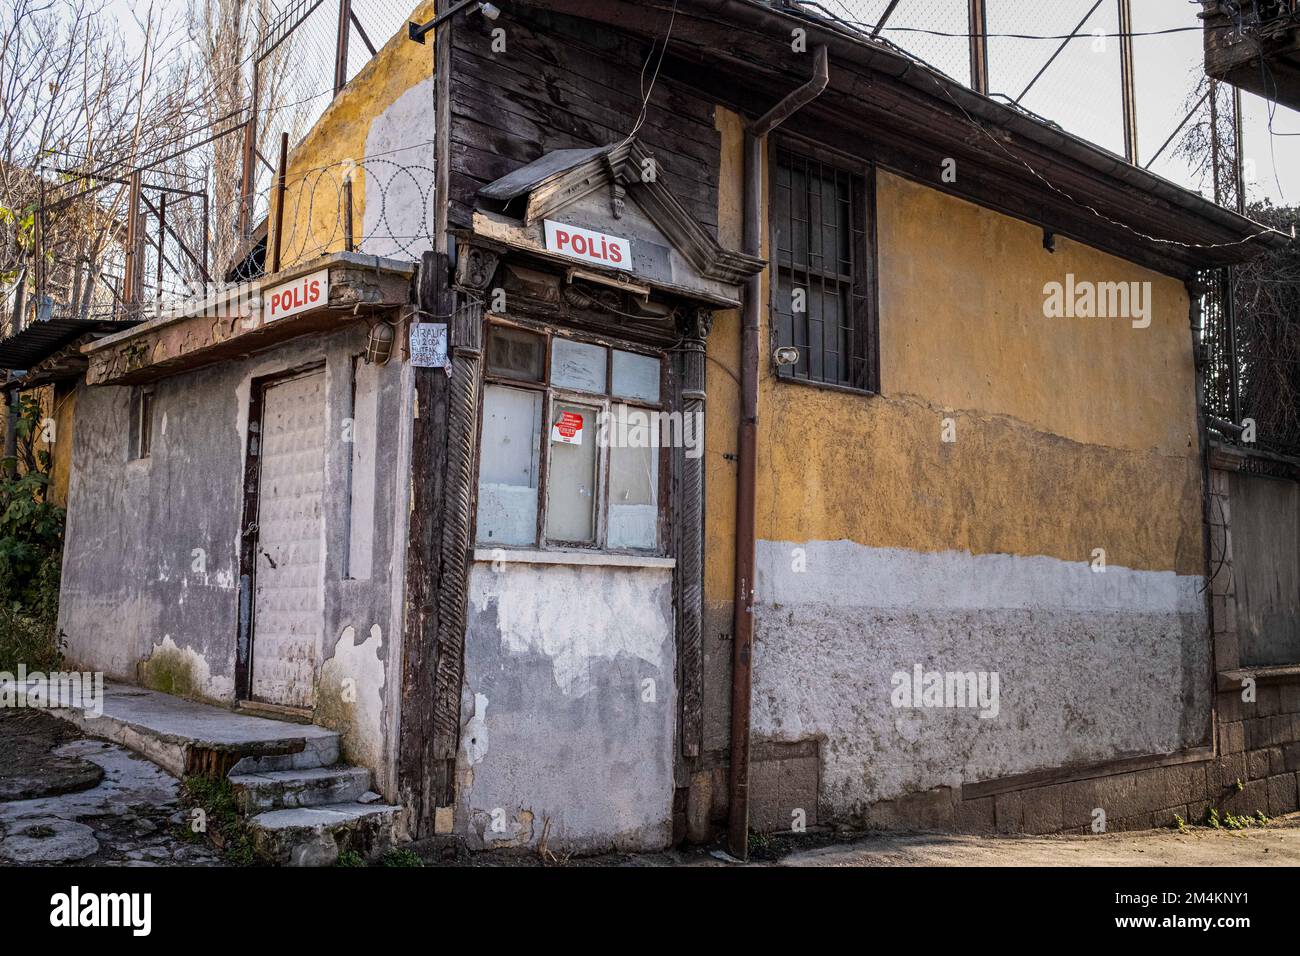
[551,338,607,393]
[476,385,541,546]
[611,350,661,403]
[545,401,599,543]
[486,326,545,382]
[608,440,658,550]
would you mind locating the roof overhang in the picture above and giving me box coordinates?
[472,139,764,309]
[82,252,414,387]
[1202,1,1300,112]
[0,318,139,381]
[505,0,1291,278]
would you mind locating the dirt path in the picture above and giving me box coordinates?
[775,815,1300,867]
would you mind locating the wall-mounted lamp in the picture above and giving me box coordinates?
[1043,229,1057,253]
[774,346,799,367]
[365,321,396,365]
[409,0,498,43]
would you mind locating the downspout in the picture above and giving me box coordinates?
[728,44,828,860]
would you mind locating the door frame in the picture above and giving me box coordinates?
[235,360,328,703]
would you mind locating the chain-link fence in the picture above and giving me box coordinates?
[1201,204,1300,458]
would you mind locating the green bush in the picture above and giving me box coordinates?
[0,393,65,672]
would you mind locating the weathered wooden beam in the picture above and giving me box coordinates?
[399,251,453,837]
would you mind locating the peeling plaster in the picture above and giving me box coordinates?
[460,562,677,852]
[318,624,385,772]
[469,563,670,697]
[751,539,1212,816]
[462,693,489,766]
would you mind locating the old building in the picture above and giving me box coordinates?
[39,0,1300,860]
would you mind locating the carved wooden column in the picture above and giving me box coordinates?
[399,244,494,837]
[427,245,495,811]
[677,307,712,759]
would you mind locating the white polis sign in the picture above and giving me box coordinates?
[263,269,329,322]
[543,220,632,272]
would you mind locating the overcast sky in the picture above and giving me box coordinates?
[109,0,1300,209]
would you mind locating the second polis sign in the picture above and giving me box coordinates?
[263,269,330,322]
[543,220,632,272]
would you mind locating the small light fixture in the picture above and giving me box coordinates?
[1043,228,1056,253]
[365,321,396,365]
[774,346,799,367]
[409,0,499,43]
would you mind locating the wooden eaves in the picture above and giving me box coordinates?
[506,0,1292,279]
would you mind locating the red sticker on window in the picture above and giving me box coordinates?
[551,410,584,445]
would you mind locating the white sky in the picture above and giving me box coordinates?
[108,0,1300,209]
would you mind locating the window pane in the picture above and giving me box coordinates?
[476,385,541,546]
[608,440,658,550]
[773,146,869,391]
[551,338,607,393]
[486,326,545,382]
[545,401,598,543]
[139,391,154,458]
[611,350,660,403]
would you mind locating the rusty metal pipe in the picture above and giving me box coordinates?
[728,44,829,861]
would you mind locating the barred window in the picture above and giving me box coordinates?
[772,145,876,392]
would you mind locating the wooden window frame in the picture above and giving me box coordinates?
[128,385,155,460]
[769,133,880,395]
[476,316,671,557]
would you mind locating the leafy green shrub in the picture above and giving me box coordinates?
[0,394,65,672]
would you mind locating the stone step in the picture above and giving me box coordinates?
[26,681,341,778]
[248,803,402,866]
[229,766,373,814]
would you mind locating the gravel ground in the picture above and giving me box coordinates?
[0,709,222,867]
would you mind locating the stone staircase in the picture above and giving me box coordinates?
[38,681,401,866]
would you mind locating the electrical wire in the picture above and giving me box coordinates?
[619,0,680,147]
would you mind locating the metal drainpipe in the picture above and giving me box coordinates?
[727,45,828,860]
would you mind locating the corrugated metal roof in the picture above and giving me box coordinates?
[478,145,612,202]
[0,318,140,371]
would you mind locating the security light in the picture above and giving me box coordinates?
[774,346,799,367]
[365,321,396,365]
[409,0,499,43]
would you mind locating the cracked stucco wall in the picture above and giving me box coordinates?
[704,118,1211,826]
[457,560,677,852]
[57,324,410,796]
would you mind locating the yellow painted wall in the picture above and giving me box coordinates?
[2,385,69,506]
[705,108,1204,585]
[271,0,435,269]
[48,383,75,507]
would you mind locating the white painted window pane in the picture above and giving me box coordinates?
[612,350,660,403]
[608,439,658,550]
[551,338,607,393]
[545,401,598,543]
[476,385,541,546]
